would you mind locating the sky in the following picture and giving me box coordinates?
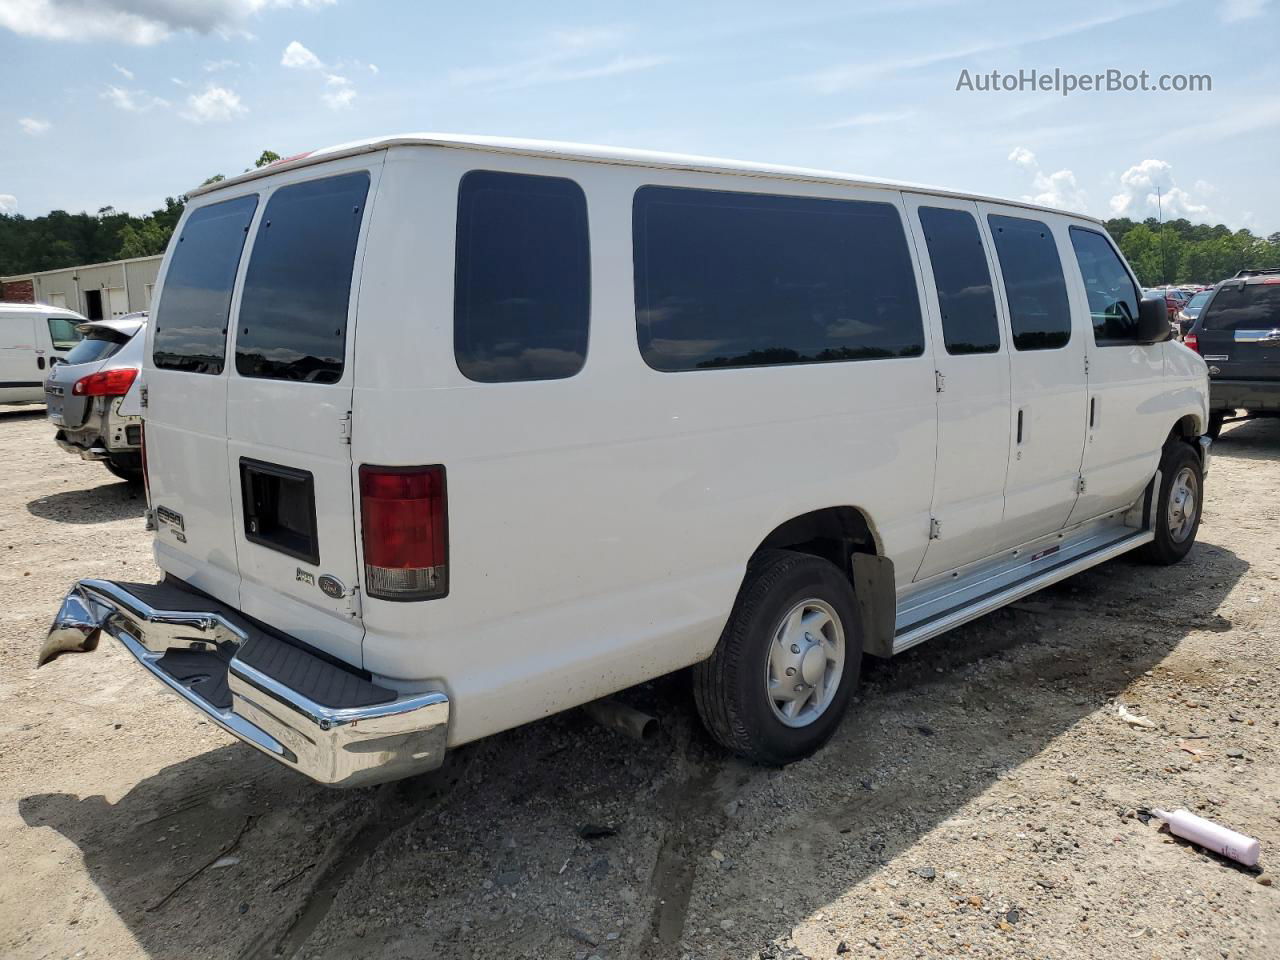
[1,0,1277,232]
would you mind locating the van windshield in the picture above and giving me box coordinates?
[1202,283,1280,331]
[47,317,82,351]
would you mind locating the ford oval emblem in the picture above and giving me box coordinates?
[318,575,346,599]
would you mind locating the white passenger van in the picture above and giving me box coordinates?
[1,302,85,404]
[43,136,1210,786]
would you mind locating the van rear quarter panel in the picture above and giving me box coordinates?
[354,146,937,746]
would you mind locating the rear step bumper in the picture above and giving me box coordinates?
[39,579,449,787]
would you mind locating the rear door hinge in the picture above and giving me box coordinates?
[346,585,362,618]
[1076,476,1088,494]
[1084,355,1090,377]
[928,517,942,540]
[139,384,148,409]
[338,411,352,444]
[934,370,946,393]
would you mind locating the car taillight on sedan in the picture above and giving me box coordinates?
[359,465,448,601]
[71,368,138,397]
[1184,332,1200,354]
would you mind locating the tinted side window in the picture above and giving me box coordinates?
[918,207,1000,355]
[1068,227,1141,345]
[634,187,924,371]
[154,194,258,374]
[988,215,1072,351]
[454,171,590,383]
[235,172,370,384]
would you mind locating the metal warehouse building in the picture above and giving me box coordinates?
[1,254,163,319]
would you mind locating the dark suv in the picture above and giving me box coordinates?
[1185,268,1280,438]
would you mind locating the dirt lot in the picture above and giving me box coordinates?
[1,403,1276,960]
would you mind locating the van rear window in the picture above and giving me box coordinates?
[633,186,924,371]
[153,194,258,375]
[235,172,370,384]
[1202,283,1280,331]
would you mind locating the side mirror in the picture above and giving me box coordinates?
[1137,296,1174,344]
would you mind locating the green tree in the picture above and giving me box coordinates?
[255,150,281,168]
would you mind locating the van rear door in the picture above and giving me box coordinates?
[224,160,381,666]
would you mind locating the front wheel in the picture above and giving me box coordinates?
[1138,442,1203,565]
[693,550,862,766]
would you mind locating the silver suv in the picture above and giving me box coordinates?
[44,313,147,482]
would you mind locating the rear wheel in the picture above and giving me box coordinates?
[693,550,862,765]
[1138,442,1202,565]
[104,458,143,485]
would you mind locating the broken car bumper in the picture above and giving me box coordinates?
[40,579,449,788]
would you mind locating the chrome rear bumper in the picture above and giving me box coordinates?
[41,579,449,787]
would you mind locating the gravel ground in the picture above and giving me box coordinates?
[1,402,1277,960]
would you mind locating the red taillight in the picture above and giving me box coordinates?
[72,367,138,397]
[1184,332,1200,354]
[359,465,448,601]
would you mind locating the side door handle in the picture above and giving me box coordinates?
[1016,408,1024,444]
[1089,396,1097,428]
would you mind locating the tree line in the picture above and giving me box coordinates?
[3,154,1278,287]
[0,151,279,278]
[1109,217,1280,287]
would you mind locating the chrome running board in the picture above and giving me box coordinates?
[892,514,1153,655]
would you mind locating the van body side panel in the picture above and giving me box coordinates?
[354,148,937,746]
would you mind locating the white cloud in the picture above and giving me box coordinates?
[321,73,355,109]
[204,58,240,72]
[449,26,668,91]
[368,63,379,74]
[0,193,16,213]
[19,116,51,135]
[281,39,321,69]
[1219,0,1269,21]
[181,85,247,123]
[101,84,169,112]
[1007,147,1087,213]
[112,62,134,79]
[0,0,338,47]
[1109,159,1213,220]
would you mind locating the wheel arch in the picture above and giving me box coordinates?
[751,506,897,659]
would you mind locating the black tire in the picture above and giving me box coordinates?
[693,549,862,766]
[1205,411,1225,441]
[1138,441,1203,566]
[104,458,143,484]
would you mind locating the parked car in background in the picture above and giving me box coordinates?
[1184,268,1280,437]
[1143,288,1183,326]
[43,312,146,482]
[1175,289,1212,336]
[0,302,85,404]
[41,135,1210,788]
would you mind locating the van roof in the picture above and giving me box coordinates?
[188,133,1105,225]
[0,301,84,319]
